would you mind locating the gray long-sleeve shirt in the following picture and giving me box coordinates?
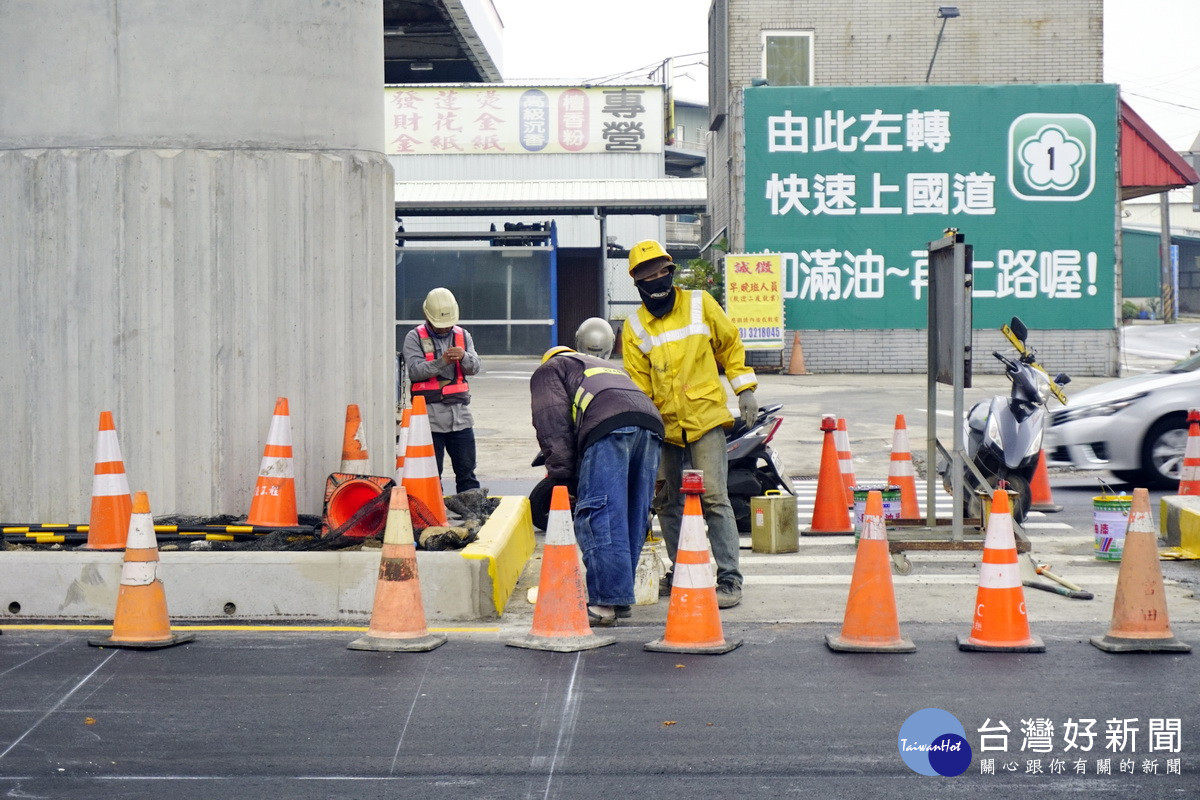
[402,324,481,433]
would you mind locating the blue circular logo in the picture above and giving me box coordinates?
[898,708,972,776]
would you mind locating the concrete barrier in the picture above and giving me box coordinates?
[0,496,535,624]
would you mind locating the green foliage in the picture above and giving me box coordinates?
[677,238,728,305]
[1122,300,1138,321]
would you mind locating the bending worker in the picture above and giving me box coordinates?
[403,287,482,493]
[530,318,663,627]
[621,240,758,609]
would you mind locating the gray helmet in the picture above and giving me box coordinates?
[574,317,614,359]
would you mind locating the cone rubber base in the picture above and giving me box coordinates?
[644,637,743,655]
[825,633,915,653]
[957,633,1044,653]
[88,632,196,650]
[348,633,446,652]
[1089,634,1191,654]
[507,633,616,652]
[801,527,854,537]
[1030,502,1062,512]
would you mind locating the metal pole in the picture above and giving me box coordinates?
[1160,193,1175,323]
[925,17,949,83]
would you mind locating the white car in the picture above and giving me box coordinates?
[1044,351,1200,488]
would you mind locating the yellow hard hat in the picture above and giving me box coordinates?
[423,287,459,327]
[541,345,575,364]
[628,240,673,280]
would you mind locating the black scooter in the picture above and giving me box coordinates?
[528,405,794,532]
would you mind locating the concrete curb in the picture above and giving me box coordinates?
[1160,494,1200,557]
[0,496,536,624]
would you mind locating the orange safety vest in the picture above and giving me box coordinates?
[412,324,470,405]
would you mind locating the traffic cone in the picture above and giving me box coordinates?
[401,396,448,527]
[888,415,919,519]
[1090,488,1191,653]
[394,408,411,483]
[86,411,133,550]
[348,487,446,652]
[88,492,195,649]
[646,470,743,654]
[802,415,854,535]
[786,330,807,375]
[508,485,616,652]
[1029,449,1061,512]
[826,491,915,653]
[1178,409,1200,495]
[340,403,370,474]
[957,487,1044,652]
[246,397,299,527]
[835,417,856,508]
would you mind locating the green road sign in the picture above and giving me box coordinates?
[744,84,1119,330]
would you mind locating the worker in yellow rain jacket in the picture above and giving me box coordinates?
[621,240,758,609]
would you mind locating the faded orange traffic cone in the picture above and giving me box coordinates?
[86,411,133,550]
[1029,449,1061,512]
[958,487,1044,652]
[247,397,299,527]
[826,491,915,653]
[1091,488,1191,653]
[508,485,616,652]
[340,404,370,474]
[786,330,807,375]
[394,408,411,483]
[888,415,919,519]
[348,487,446,652]
[1178,409,1200,495]
[401,396,448,527]
[646,470,743,654]
[88,492,196,650]
[836,417,856,508]
[802,415,854,535]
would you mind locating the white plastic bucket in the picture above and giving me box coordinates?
[1093,495,1132,561]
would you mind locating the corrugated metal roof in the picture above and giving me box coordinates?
[1120,99,1200,201]
[393,177,707,216]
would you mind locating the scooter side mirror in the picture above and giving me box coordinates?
[1055,373,1071,385]
[1009,317,1028,342]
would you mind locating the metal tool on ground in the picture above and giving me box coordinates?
[1018,554,1093,600]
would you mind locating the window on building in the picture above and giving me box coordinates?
[762,31,814,86]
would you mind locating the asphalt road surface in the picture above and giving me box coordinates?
[1,624,1196,799]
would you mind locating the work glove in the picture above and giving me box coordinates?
[737,389,758,429]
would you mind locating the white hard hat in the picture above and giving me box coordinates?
[574,318,614,359]
[423,287,459,327]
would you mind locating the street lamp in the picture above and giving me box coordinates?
[925,6,960,84]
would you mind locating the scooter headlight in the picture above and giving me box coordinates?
[1033,373,1051,405]
[985,414,1002,449]
[1024,427,1044,459]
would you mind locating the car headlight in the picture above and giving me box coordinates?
[1051,392,1148,426]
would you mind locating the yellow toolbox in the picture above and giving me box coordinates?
[750,491,799,553]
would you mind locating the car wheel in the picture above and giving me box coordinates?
[1110,469,1143,486]
[1140,414,1189,489]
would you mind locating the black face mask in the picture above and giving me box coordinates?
[637,274,676,317]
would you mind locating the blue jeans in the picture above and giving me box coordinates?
[656,426,742,588]
[432,428,480,493]
[573,426,662,606]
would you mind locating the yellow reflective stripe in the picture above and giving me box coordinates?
[571,387,594,423]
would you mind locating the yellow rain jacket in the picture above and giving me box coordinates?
[622,288,757,447]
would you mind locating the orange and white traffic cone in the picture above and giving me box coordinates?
[802,415,854,535]
[888,414,919,519]
[836,417,856,508]
[348,487,446,652]
[86,411,133,550]
[340,403,370,474]
[646,470,743,654]
[247,397,299,527]
[957,487,1044,652]
[1091,488,1191,653]
[394,408,411,483]
[508,485,616,652]
[1178,409,1200,496]
[1029,449,1061,512]
[401,396,448,527]
[88,492,195,650]
[826,491,915,653]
